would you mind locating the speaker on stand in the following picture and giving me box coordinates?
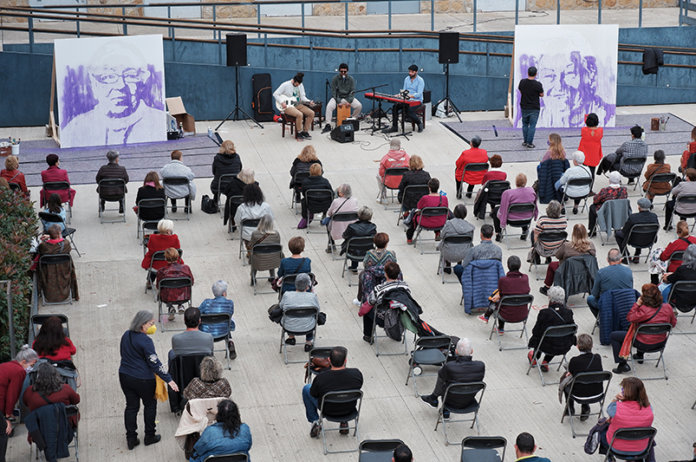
[436,32,462,123]
[216,33,263,131]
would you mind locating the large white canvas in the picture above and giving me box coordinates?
[55,35,167,148]
[513,24,618,129]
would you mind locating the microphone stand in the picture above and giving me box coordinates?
[359,83,389,135]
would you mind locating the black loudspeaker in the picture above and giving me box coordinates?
[438,32,459,64]
[331,124,354,143]
[226,33,247,67]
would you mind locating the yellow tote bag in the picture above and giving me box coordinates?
[154,375,169,402]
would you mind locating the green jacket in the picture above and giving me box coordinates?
[331,74,356,103]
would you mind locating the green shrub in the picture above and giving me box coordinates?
[0,187,38,362]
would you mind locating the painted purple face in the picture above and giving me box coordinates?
[89,65,150,118]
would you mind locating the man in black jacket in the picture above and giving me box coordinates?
[96,150,129,213]
[420,338,485,415]
[614,197,659,263]
[341,206,377,271]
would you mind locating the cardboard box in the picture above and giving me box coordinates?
[165,97,196,135]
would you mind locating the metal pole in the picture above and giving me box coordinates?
[301,2,305,30]
[388,0,392,31]
[639,0,643,27]
[345,2,348,31]
[598,0,602,24]
[2,281,16,360]
[430,0,434,31]
[556,0,560,24]
[28,15,34,54]
[212,5,216,40]
[76,7,80,37]
[515,0,519,25]
[473,0,477,32]
[122,6,127,35]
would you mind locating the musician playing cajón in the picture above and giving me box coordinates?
[274,72,316,140]
[384,64,424,134]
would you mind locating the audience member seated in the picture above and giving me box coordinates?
[160,150,196,214]
[494,173,537,241]
[397,155,430,214]
[183,356,231,400]
[134,171,166,221]
[326,184,359,252]
[561,334,603,420]
[597,125,648,183]
[95,150,129,213]
[249,215,282,284]
[455,224,502,280]
[598,377,654,456]
[680,126,696,173]
[298,162,333,229]
[437,204,474,274]
[665,168,696,230]
[278,236,312,293]
[405,178,448,244]
[528,286,575,372]
[157,248,194,321]
[1,155,29,198]
[556,151,593,214]
[588,172,627,236]
[198,280,237,359]
[32,316,76,363]
[235,183,273,252]
[0,346,38,460]
[540,224,596,295]
[141,219,182,284]
[480,154,507,185]
[587,248,634,318]
[189,399,251,462]
[455,135,487,199]
[169,307,213,362]
[478,256,530,333]
[301,347,363,438]
[393,444,413,462]
[290,145,322,203]
[643,150,671,201]
[23,362,80,428]
[660,220,696,274]
[610,283,676,374]
[360,261,409,342]
[339,205,377,271]
[40,154,76,208]
[377,138,410,202]
[540,133,566,163]
[578,112,603,179]
[223,168,257,230]
[514,432,551,462]
[420,338,485,413]
[660,244,696,304]
[41,193,67,232]
[615,198,659,262]
[362,232,396,270]
[537,136,570,204]
[529,200,567,264]
[37,224,79,302]
[210,140,242,204]
[280,273,320,351]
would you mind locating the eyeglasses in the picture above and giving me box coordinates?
[339,70,348,74]
[92,69,147,85]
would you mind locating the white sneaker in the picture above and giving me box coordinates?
[352,298,361,306]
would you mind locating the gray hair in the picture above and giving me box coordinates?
[547,286,566,304]
[106,150,120,162]
[357,206,373,221]
[546,200,563,219]
[455,338,473,356]
[572,150,585,164]
[256,214,276,234]
[157,218,174,234]
[212,280,228,297]
[199,356,223,382]
[295,273,311,292]
[389,139,401,150]
[32,362,64,395]
[607,248,622,263]
[129,310,154,332]
[683,244,696,270]
[15,344,38,363]
[337,184,352,199]
[238,168,255,185]
[608,171,622,186]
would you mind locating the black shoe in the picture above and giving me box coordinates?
[545,257,552,264]
[443,266,452,274]
[528,143,535,148]
[456,191,462,199]
[285,337,296,345]
[228,340,237,360]
[465,192,472,199]
[580,404,591,422]
[420,394,438,408]
[383,126,398,134]
[495,233,502,242]
[572,206,578,215]
[362,335,373,344]
[339,421,349,435]
[322,124,331,133]
[304,343,313,352]
[632,353,644,364]
[520,234,528,241]
[310,421,322,438]
[144,435,161,446]
[442,409,450,420]
[127,438,140,450]
[612,363,631,374]
[522,142,529,148]
[171,207,177,213]
[416,122,423,133]
[539,286,549,296]
[301,131,312,140]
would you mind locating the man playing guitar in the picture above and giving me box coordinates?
[384,64,424,134]
[273,72,316,140]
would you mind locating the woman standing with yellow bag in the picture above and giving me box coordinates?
[119,310,179,450]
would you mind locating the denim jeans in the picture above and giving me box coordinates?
[521,109,540,144]
[302,384,320,422]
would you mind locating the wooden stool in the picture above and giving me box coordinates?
[281,113,316,138]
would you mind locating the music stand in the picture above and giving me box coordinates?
[435,62,462,123]
[216,64,263,131]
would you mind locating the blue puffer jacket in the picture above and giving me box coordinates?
[537,159,570,204]
[598,288,640,345]
[461,259,505,314]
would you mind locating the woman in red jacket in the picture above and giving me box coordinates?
[454,136,488,199]
[610,284,677,374]
[0,346,38,459]
[23,362,80,428]
[659,220,696,273]
[40,154,76,207]
[141,219,183,284]
[578,113,603,179]
[0,156,29,198]
[600,377,653,455]
[32,316,77,363]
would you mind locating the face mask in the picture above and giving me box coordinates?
[145,324,157,335]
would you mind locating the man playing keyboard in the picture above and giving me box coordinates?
[274,72,316,140]
[384,64,424,134]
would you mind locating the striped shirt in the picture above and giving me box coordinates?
[534,216,568,252]
[367,280,410,306]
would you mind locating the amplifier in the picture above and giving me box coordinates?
[344,118,359,131]
[331,123,354,143]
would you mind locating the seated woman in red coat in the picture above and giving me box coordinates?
[454,136,488,199]
[23,362,80,429]
[478,255,530,333]
[659,220,696,274]
[40,154,76,207]
[141,219,183,284]
[405,178,448,244]
[1,155,29,198]
[480,154,507,185]
[157,247,194,321]
[599,377,653,456]
[610,283,677,374]
[680,126,696,173]
[32,316,76,364]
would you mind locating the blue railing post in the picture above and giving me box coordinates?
[122,6,128,35]
[212,5,216,40]
[473,0,477,32]
[639,0,643,27]
[168,6,173,39]
[598,0,602,24]
[515,0,519,25]
[302,2,305,30]
[556,0,560,24]
[345,2,349,31]
[388,0,392,31]
[28,15,34,54]
[75,7,80,37]
[217,29,223,65]
[431,0,434,31]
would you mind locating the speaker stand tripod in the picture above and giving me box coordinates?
[216,64,263,131]
[435,63,462,123]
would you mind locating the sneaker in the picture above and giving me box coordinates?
[527,143,535,148]
[495,327,504,336]
[478,315,489,324]
[442,409,451,420]
[339,421,349,435]
[297,218,308,229]
[539,286,549,296]
[228,340,237,360]
[322,124,331,133]
[310,421,322,438]
[144,435,161,446]
[168,306,176,322]
[420,394,438,408]
[407,239,413,245]
[612,362,631,374]
[540,361,549,372]
[301,131,312,140]
[522,142,529,148]
[325,245,334,254]
[527,350,537,366]
[177,305,185,314]
[352,298,361,307]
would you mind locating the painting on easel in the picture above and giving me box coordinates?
[54,34,167,148]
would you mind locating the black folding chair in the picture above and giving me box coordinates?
[326,211,359,259]
[279,306,319,364]
[435,382,486,445]
[437,234,472,284]
[525,324,578,386]
[168,353,206,414]
[619,157,647,191]
[405,335,451,396]
[305,346,335,384]
[136,198,166,240]
[199,313,233,369]
[31,314,70,338]
[203,455,248,462]
[341,236,375,285]
[500,202,536,249]
[528,230,568,280]
[277,272,316,302]
[380,167,409,208]
[561,176,593,214]
[226,195,245,234]
[560,370,612,438]
[157,276,193,332]
[643,172,675,207]
[319,390,363,454]
[97,178,127,223]
[38,212,81,257]
[667,193,696,231]
[413,206,449,254]
[291,171,310,213]
[479,180,510,220]
[667,280,696,332]
[488,294,533,351]
[162,177,192,220]
[144,249,183,297]
[397,184,429,225]
[460,436,506,462]
[620,223,659,265]
[359,439,404,462]
[303,189,335,233]
[42,181,72,223]
[216,173,238,212]
[462,163,489,198]
[604,427,657,462]
[628,323,671,380]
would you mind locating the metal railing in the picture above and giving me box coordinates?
[681,0,696,25]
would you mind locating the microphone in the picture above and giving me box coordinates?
[492,125,498,137]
